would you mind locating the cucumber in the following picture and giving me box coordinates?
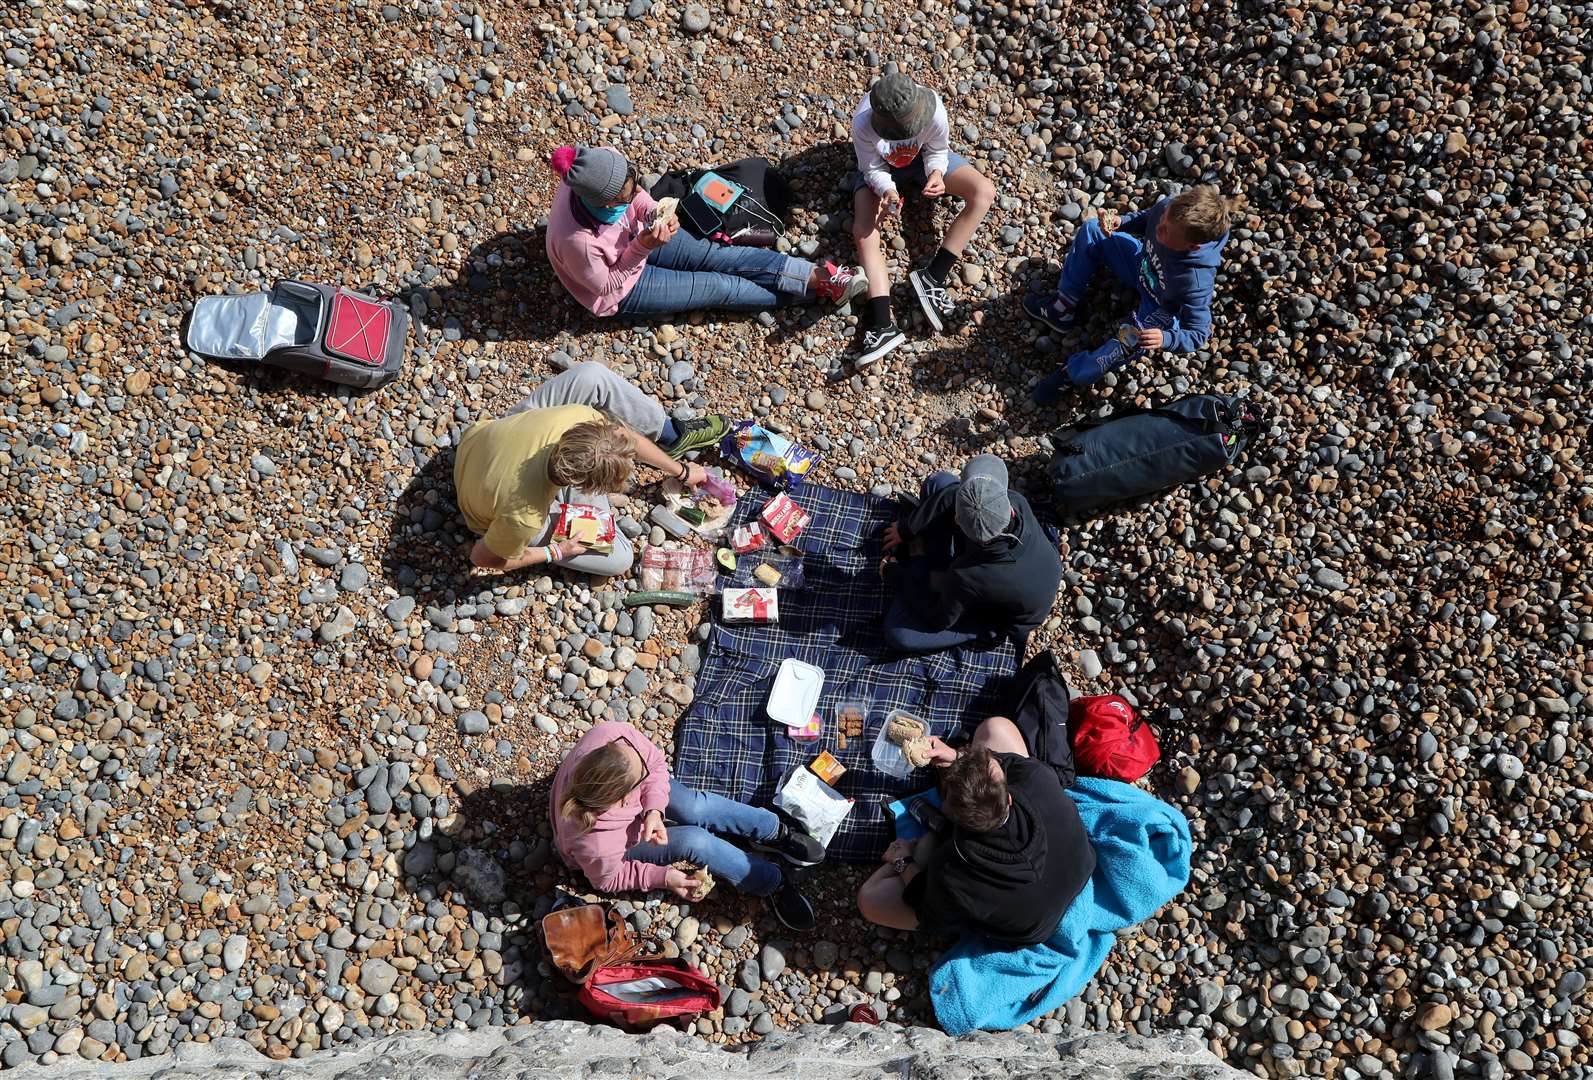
[623,590,697,608]
[678,505,706,526]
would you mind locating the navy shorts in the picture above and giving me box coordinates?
[854,149,972,195]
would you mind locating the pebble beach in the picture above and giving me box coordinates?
[0,0,1588,1078]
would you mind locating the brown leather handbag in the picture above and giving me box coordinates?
[541,903,647,984]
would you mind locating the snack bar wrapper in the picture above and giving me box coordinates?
[552,502,616,554]
[719,421,819,490]
[759,492,811,545]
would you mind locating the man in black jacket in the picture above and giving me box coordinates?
[855,716,1095,944]
[879,454,1062,654]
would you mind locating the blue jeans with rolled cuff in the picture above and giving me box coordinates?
[625,780,783,896]
[617,229,815,316]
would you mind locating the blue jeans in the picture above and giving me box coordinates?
[1054,219,1178,385]
[625,781,783,896]
[883,473,982,654]
[617,230,815,316]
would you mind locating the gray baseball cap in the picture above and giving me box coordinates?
[869,72,936,141]
[955,455,1013,544]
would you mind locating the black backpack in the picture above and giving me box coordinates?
[1004,650,1076,789]
[1048,393,1263,516]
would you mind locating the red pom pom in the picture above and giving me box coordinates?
[549,146,577,177]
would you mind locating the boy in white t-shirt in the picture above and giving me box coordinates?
[850,70,996,367]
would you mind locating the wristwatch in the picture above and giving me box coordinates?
[892,854,914,875]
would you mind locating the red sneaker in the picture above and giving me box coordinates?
[814,261,868,305]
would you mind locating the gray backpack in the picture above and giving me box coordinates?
[184,279,408,389]
[1048,394,1263,515]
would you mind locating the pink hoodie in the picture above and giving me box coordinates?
[549,720,673,893]
[544,183,660,317]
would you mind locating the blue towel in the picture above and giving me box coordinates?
[914,777,1191,1034]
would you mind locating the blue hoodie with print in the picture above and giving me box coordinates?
[1114,197,1228,353]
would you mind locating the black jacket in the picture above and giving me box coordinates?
[891,484,1062,642]
[903,754,1095,945]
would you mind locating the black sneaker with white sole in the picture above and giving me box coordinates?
[856,323,906,367]
[908,268,957,333]
[750,822,826,867]
[769,881,817,932]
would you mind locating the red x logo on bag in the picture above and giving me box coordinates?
[326,292,391,366]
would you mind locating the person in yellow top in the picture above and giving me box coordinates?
[454,362,726,575]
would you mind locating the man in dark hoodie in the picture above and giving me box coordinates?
[1023,185,1231,402]
[878,454,1062,655]
[856,716,1095,944]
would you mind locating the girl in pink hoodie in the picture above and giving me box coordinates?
[543,145,866,318]
[549,720,822,930]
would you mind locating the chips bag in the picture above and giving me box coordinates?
[719,421,819,490]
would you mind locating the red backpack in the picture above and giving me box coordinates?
[1068,694,1161,781]
[578,957,722,1031]
[542,902,721,1031]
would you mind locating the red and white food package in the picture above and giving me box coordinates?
[732,523,766,553]
[553,502,616,553]
[722,587,779,624]
[759,493,810,545]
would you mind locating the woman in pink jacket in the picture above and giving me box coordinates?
[543,145,866,318]
[550,720,823,930]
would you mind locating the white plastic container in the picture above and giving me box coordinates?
[767,658,825,731]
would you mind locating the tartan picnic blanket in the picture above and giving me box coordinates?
[672,483,1020,863]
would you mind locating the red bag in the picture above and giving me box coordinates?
[1069,694,1160,781]
[577,957,722,1031]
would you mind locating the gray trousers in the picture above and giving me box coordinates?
[507,362,664,577]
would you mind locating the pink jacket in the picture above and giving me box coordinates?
[550,720,673,893]
[544,183,660,316]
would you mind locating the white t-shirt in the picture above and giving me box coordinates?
[851,91,951,197]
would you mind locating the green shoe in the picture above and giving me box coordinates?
[665,413,728,459]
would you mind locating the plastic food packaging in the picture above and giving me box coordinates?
[786,713,822,741]
[639,546,716,594]
[773,766,851,848]
[871,709,928,779]
[723,587,779,624]
[732,523,766,553]
[553,502,616,554]
[834,699,867,751]
[767,658,824,729]
[720,421,820,489]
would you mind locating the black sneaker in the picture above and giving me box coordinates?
[750,823,826,867]
[856,323,906,367]
[1022,293,1079,334]
[908,269,956,333]
[769,880,816,932]
[664,413,728,459]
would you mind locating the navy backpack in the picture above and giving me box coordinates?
[1048,394,1263,515]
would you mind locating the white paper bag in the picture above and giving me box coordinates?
[773,767,852,848]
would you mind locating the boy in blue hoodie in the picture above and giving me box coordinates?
[1024,186,1230,402]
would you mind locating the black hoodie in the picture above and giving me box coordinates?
[903,754,1095,945]
[890,483,1062,643]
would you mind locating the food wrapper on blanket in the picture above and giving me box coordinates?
[759,492,811,545]
[773,765,851,849]
[720,421,819,490]
[722,587,778,624]
[553,502,616,554]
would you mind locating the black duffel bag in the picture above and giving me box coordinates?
[1048,394,1263,515]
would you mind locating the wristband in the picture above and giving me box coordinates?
[678,461,690,482]
[545,545,557,564]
